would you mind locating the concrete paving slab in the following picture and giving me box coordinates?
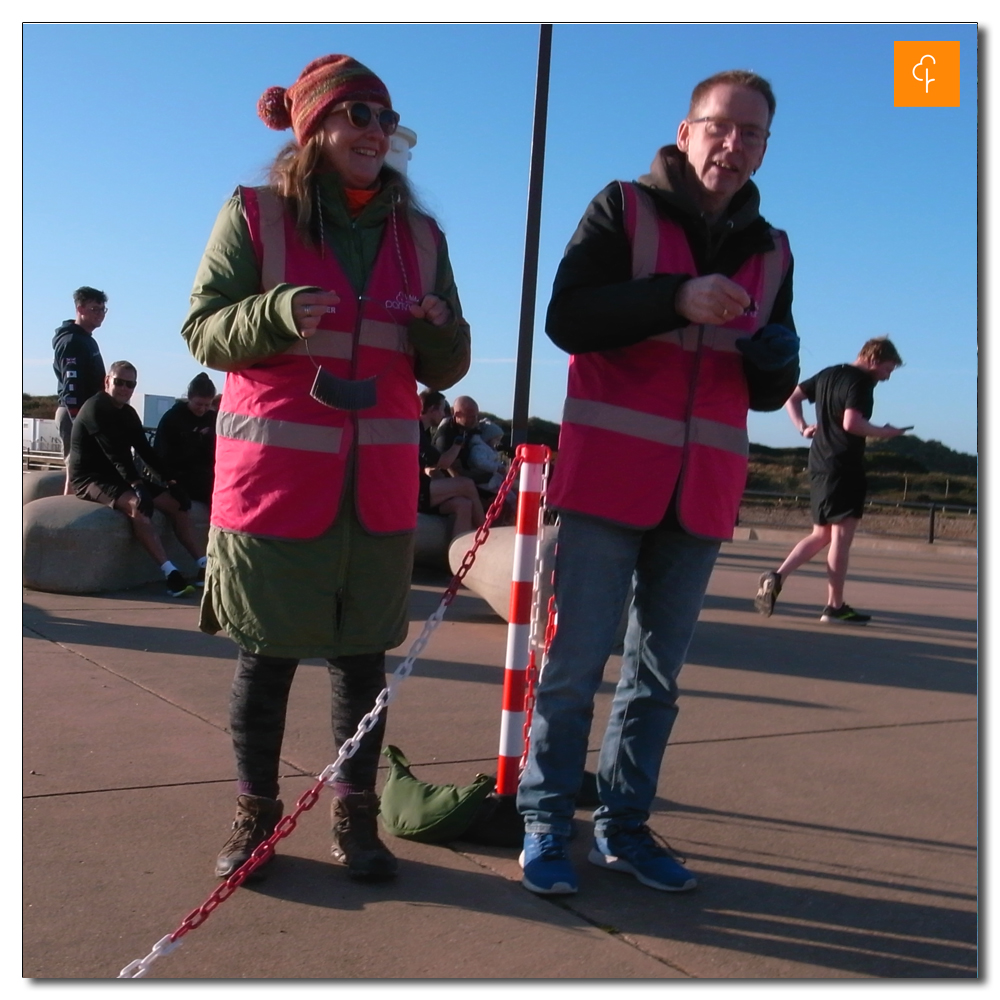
[22,538,978,979]
[24,781,683,979]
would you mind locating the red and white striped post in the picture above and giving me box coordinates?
[496,444,550,795]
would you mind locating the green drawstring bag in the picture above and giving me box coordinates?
[379,745,495,844]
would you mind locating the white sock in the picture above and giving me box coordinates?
[161,561,178,577]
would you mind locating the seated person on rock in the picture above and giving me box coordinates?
[154,372,218,507]
[465,419,510,494]
[418,389,485,538]
[68,360,207,597]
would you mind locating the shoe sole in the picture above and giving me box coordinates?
[587,847,697,892]
[168,586,197,598]
[754,574,779,617]
[819,615,869,625]
[518,850,578,895]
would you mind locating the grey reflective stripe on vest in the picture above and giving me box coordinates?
[217,410,343,453]
[756,229,788,324]
[256,188,287,293]
[563,397,685,447]
[564,397,747,457]
[689,416,748,457]
[625,182,660,281]
[356,418,419,446]
[359,318,411,353]
[286,328,354,360]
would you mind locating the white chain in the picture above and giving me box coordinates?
[118,934,183,979]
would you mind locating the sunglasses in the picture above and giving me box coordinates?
[112,377,136,389]
[333,102,400,137]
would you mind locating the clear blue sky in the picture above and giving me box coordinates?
[22,22,979,455]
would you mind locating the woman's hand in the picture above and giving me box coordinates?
[293,290,341,338]
[409,294,451,327]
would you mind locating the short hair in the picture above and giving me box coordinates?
[419,389,447,414]
[74,286,107,306]
[858,337,903,367]
[108,360,137,377]
[689,70,776,124]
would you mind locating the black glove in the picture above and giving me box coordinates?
[168,483,192,512]
[133,483,155,517]
[736,324,800,371]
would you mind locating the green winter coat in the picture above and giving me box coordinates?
[181,170,470,659]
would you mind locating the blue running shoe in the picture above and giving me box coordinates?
[589,826,696,892]
[519,832,578,895]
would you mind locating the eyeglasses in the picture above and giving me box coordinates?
[688,117,770,148]
[112,377,136,389]
[331,102,400,137]
[83,304,108,314]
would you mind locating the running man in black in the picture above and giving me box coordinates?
[70,360,207,597]
[754,337,908,624]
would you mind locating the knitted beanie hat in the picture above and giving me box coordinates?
[187,372,217,399]
[257,54,392,145]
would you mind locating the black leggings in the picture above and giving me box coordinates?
[229,648,388,800]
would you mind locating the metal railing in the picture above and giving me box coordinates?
[741,490,977,545]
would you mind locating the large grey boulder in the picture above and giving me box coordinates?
[22,470,66,505]
[22,496,209,594]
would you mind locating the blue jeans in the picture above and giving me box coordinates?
[517,511,720,838]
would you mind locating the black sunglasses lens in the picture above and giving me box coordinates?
[347,103,373,129]
[378,110,399,136]
[347,103,399,136]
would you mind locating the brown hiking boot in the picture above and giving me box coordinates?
[331,791,398,881]
[214,794,283,880]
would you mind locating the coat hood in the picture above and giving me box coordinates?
[637,144,763,236]
[52,320,90,350]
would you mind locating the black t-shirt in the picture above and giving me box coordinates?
[800,364,875,474]
[69,392,168,495]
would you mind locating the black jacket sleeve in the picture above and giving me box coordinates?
[545,183,693,355]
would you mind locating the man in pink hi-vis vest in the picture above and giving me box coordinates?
[517,70,800,897]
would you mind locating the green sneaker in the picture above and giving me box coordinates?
[820,603,871,625]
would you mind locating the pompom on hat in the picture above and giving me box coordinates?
[257,54,392,145]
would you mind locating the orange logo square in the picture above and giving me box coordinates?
[894,41,960,107]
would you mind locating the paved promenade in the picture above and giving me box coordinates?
[23,535,977,980]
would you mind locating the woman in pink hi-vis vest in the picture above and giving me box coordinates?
[181,55,470,885]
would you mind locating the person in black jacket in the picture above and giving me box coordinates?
[52,286,108,492]
[517,70,799,899]
[154,373,218,506]
[70,361,207,597]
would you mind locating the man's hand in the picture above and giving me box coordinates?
[409,294,451,327]
[292,290,341,338]
[802,424,817,439]
[675,275,751,325]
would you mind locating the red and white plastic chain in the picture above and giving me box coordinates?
[117,457,524,979]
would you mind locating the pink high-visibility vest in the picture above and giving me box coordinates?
[548,181,791,539]
[211,185,441,539]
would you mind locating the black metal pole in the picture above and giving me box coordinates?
[510,23,552,448]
